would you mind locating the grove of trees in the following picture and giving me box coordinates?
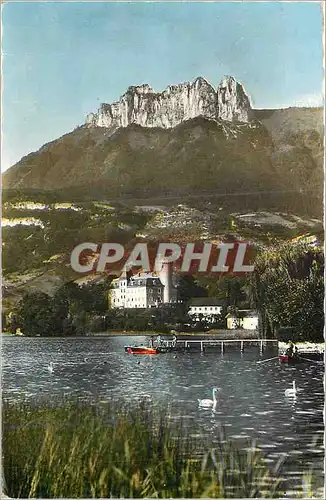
[249,242,324,341]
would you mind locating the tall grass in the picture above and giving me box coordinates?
[2,400,313,498]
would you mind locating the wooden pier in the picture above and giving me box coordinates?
[162,338,277,353]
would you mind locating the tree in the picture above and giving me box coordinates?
[249,243,324,341]
[177,275,207,304]
[52,280,109,334]
[16,292,68,336]
[79,282,108,314]
[14,279,111,337]
[197,275,249,307]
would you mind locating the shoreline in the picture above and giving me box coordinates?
[87,329,261,339]
[3,331,324,351]
[2,329,260,338]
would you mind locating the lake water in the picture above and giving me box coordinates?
[2,335,324,494]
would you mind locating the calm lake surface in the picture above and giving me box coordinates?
[2,335,324,493]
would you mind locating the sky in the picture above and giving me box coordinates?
[1,1,324,172]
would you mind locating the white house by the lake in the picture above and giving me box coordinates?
[226,309,259,330]
[188,298,224,322]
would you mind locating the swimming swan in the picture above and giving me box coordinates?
[198,388,218,408]
[285,380,296,397]
[48,362,54,373]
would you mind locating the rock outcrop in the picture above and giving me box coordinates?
[217,76,252,122]
[85,76,253,129]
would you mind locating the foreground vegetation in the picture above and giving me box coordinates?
[2,401,318,498]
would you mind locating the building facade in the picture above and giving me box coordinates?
[226,310,259,330]
[109,263,177,309]
[188,298,224,322]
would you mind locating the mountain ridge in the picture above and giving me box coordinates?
[4,106,322,180]
[2,115,273,191]
[85,75,253,129]
[2,74,323,218]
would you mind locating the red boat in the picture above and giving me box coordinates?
[125,346,159,355]
[279,355,302,364]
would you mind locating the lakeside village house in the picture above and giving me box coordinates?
[226,309,259,330]
[188,297,223,323]
[109,263,258,330]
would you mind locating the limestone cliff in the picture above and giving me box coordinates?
[217,76,252,122]
[86,76,252,129]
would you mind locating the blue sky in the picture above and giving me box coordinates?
[2,1,324,172]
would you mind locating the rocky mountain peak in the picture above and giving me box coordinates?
[193,76,211,87]
[125,84,154,96]
[85,75,252,129]
[217,76,253,122]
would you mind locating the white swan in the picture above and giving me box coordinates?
[198,388,218,408]
[48,362,54,373]
[285,380,296,397]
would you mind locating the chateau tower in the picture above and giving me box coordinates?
[159,261,173,303]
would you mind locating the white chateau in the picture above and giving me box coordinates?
[109,261,178,309]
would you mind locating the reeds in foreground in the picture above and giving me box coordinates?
[2,400,316,498]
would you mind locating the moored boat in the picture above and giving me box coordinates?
[125,346,159,355]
